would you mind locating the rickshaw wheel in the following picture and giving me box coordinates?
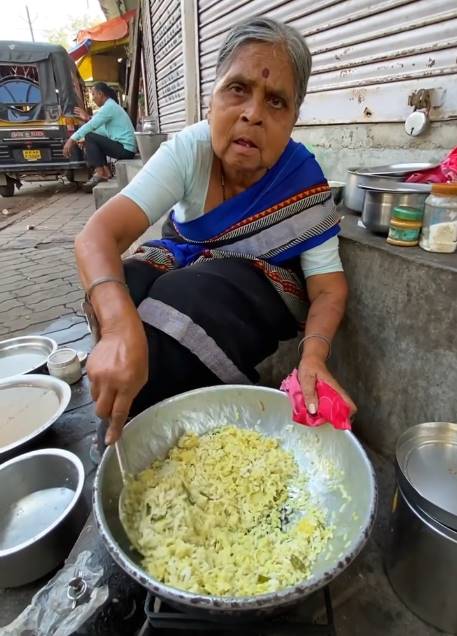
[0,178,15,197]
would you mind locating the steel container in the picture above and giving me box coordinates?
[134,132,167,164]
[328,180,345,205]
[344,163,437,212]
[395,422,457,531]
[361,189,428,235]
[94,385,377,618]
[386,487,457,634]
[386,422,457,633]
[344,170,402,212]
[0,448,86,587]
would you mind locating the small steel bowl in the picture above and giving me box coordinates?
[0,448,86,587]
[328,180,345,205]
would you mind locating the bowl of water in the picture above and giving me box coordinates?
[0,448,86,587]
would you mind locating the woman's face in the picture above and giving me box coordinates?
[208,42,298,179]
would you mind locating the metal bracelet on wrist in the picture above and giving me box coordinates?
[85,276,128,301]
[298,334,332,361]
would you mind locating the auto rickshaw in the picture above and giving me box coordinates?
[0,41,90,197]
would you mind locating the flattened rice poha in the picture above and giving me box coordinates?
[123,426,332,596]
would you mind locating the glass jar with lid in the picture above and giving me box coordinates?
[419,183,457,253]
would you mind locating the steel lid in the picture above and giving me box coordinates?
[349,162,439,176]
[357,180,431,194]
[396,422,457,530]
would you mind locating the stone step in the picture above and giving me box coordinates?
[115,158,143,189]
[93,179,121,209]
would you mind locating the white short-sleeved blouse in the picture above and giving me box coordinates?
[121,121,343,278]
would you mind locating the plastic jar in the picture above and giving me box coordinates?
[419,183,457,253]
[387,206,423,246]
[47,348,82,385]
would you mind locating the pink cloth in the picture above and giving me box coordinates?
[405,147,457,184]
[280,368,351,430]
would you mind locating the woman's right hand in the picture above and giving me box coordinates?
[86,321,149,445]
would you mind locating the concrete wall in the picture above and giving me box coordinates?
[259,214,457,457]
[292,121,457,181]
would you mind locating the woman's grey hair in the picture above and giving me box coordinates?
[215,17,312,113]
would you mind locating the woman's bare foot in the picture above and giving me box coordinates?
[102,166,112,179]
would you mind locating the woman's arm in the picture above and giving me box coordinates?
[70,101,113,141]
[75,131,190,443]
[63,102,112,157]
[75,195,150,444]
[298,271,356,415]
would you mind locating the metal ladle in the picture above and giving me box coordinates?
[110,431,141,552]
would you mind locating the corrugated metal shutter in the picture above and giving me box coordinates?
[152,0,186,133]
[141,0,158,126]
[197,0,457,123]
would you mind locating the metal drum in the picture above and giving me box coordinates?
[386,422,457,634]
[386,487,457,634]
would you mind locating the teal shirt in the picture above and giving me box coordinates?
[71,98,137,152]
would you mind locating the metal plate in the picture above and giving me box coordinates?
[0,335,57,380]
[396,422,457,530]
[352,163,439,176]
[0,374,71,460]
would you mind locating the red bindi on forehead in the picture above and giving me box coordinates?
[261,68,270,79]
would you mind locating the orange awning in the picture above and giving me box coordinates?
[76,9,136,44]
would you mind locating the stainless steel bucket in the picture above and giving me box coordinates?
[134,132,167,164]
[386,486,457,634]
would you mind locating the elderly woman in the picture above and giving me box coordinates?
[76,17,355,444]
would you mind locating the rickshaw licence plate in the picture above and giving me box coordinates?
[23,149,41,161]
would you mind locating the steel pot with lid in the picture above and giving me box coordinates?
[344,163,438,212]
[386,422,457,633]
[395,421,457,530]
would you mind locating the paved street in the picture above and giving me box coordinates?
[0,181,95,338]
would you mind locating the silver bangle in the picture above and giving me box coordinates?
[298,334,332,360]
[86,276,128,301]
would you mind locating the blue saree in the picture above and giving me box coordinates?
[133,138,340,325]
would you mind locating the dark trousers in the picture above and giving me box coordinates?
[85,132,135,168]
[96,257,298,452]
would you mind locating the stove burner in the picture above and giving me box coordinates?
[137,586,336,635]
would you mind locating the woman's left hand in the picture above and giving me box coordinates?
[298,354,357,417]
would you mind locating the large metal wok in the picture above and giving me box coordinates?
[93,385,377,617]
